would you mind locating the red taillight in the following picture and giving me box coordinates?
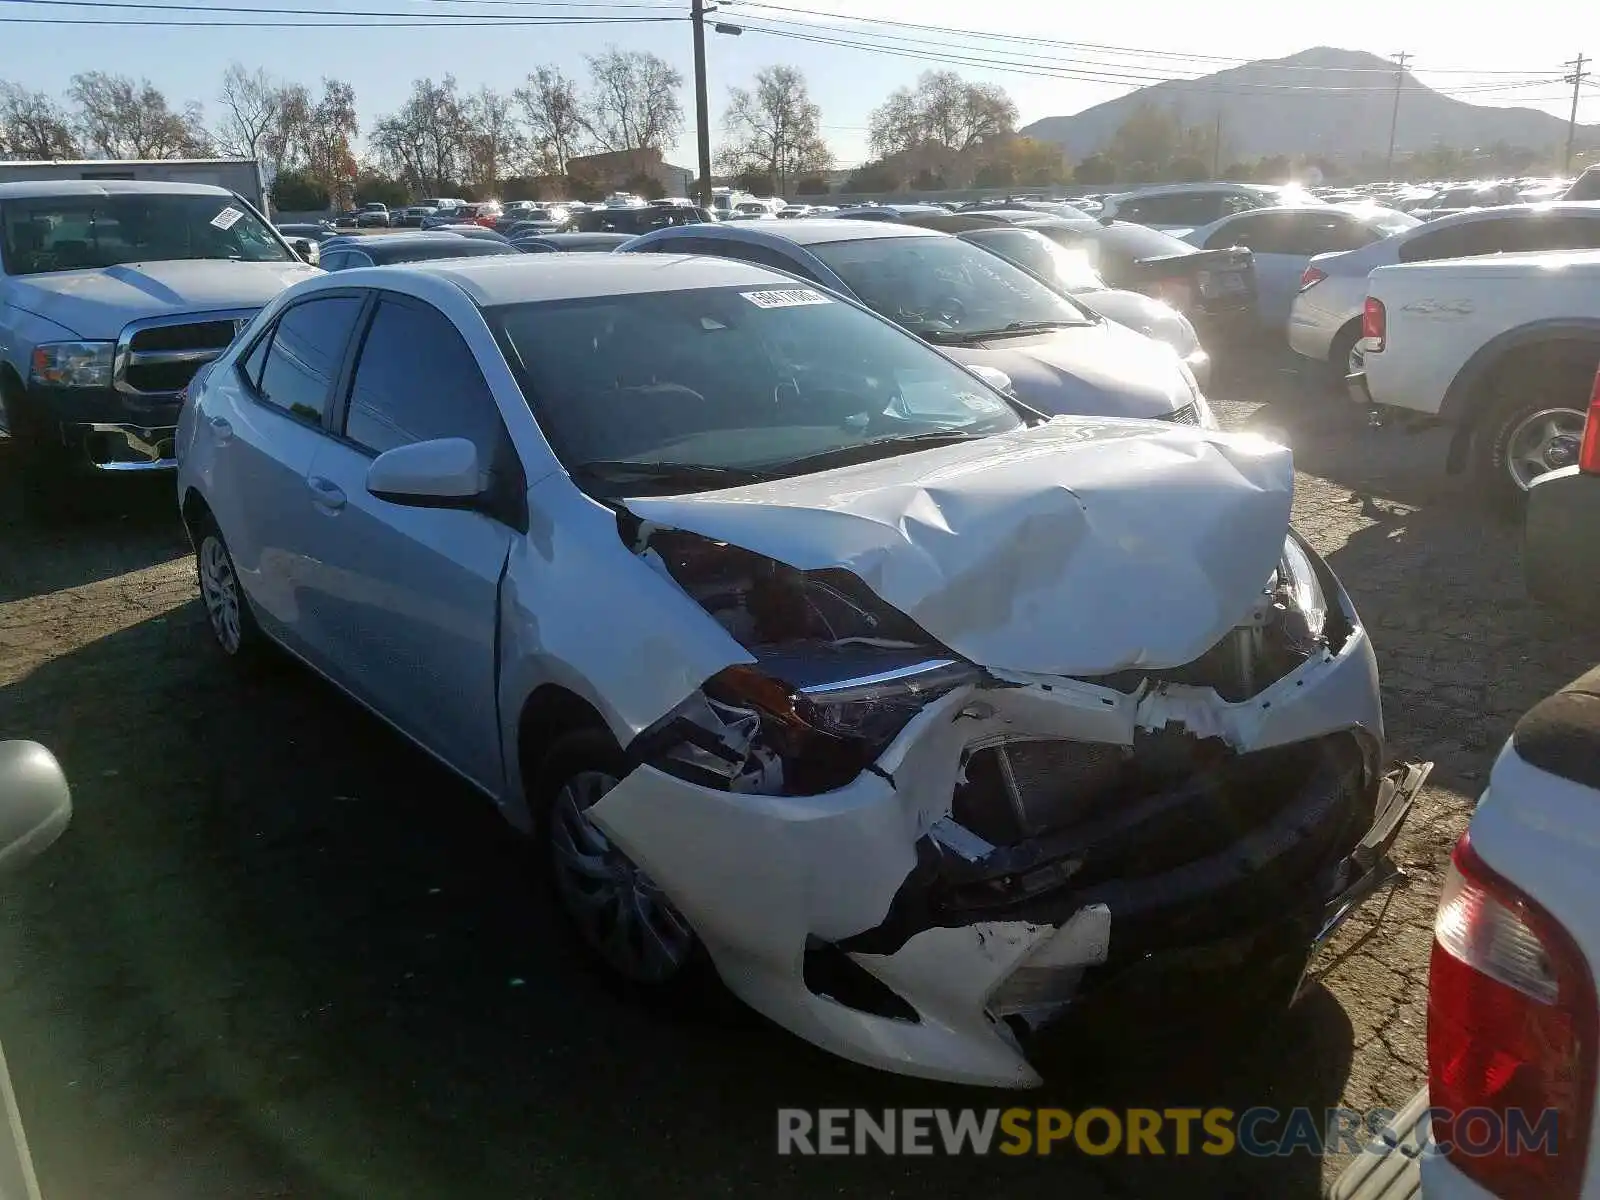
[1299,265,1327,291]
[476,216,496,228]
[1428,832,1597,1199]
[1362,297,1386,352]
[1578,366,1600,474]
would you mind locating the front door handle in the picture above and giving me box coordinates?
[307,476,346,511]
[208,416,233,443]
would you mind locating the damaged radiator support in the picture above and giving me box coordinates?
[842,733,1379,965]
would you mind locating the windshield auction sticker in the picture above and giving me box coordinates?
[740,288,831,309]
[210,206,245,231]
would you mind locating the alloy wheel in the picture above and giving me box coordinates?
[548,769,695,983]
[1504,406,1587,492]
[198,535,243,654]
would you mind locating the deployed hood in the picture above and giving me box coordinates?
[7,259,320,338]
[944,318,1195,420]
[625,419,1294,677]
[1071,288,1199,356]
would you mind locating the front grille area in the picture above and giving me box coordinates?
[121,319,245,395]
[1164,401,1200,425]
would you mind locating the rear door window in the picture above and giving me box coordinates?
[250,295,364,425]
[1398,218,1518,262]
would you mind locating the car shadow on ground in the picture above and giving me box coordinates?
[0,606,1359,1199]
[0,454,189,605]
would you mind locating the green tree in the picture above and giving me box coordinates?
[794,174,829,195]
[717,65,833,195]
[843,161,901,193]
[1073,153,1117,185]
[270,168,328,211]
[1167,155,1209,182]
[868,70,1017,158]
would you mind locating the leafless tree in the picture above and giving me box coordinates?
[216,63,284,164]
[516,66,587,175]
[718,66,832,194]
[68,71,209,158]
[0,82,79,159]
[461,87,525,194]
[369,76,469,196]
[868,71,1017,158]
[582,48,684,153]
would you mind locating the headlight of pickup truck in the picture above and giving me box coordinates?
[30,341,115,389]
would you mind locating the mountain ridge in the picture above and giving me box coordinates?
[1020,47,1598,163]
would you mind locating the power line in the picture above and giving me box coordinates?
[0,8,676,23]
[720,1,1567,76]
[734,20,1559,99]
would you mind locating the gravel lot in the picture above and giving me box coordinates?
[2,351,1597,1199]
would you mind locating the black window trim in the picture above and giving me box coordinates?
[233,287,373,431]
[330,287,528,531]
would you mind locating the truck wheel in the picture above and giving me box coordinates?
[1475,374,1591,514]
[1327,322,1363,390]
[1,381,76,523]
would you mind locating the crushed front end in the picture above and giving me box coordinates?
[585,516,1426,1087]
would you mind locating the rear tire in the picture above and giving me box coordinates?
[1474,367,1592,516]
[193,514,265,663]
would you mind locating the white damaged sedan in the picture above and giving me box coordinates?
[175,254,1429,1087]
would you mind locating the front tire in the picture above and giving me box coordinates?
[193,515,263,662]
[1475,372,1591,515]
[535,729,705,994]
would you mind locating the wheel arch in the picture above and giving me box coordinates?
[1438,320,1600,474]
[179,487,213,548]
[507,682,611,835]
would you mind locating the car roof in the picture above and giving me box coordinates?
[648,217,947,247]
[356,238,519,263]
[367,252,802,305]
[1419,201,1600,228]
[0,179,233,200]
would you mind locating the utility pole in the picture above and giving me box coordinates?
[1385,51,1411,178]
[1564,53,1590,174]
[1212,109,1222,178]
[691,0,712,207]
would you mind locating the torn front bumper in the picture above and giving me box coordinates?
[588,603,1421,1088]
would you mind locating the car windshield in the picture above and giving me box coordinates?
[807,233,1092,339]
[964,227,1107,292]
[489,284,1026,496]
[0,192,293,275]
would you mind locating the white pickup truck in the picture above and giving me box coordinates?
[1348,248,1600,510]
[0,179,318,515]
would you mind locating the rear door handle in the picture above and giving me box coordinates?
[307,476,346,511]
[208,416,233,443]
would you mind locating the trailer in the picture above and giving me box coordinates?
[0,159,267,212]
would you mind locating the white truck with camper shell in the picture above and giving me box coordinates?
[0,179,318,512]
[1347,248,1600,510]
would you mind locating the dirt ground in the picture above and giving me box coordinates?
[1,352,1597,1199]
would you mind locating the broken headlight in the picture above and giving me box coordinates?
[1276,535,1328,653]
[634,659,981,796]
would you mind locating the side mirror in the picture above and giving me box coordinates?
[288,237,320,266]
[366,437,484,508]
[0,742,71,875]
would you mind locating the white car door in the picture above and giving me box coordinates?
[198,292,367,655]
[296,292,520,795]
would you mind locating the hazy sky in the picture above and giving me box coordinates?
[3,0,1594,168]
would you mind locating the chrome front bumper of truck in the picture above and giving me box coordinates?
[73,422,178,471]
